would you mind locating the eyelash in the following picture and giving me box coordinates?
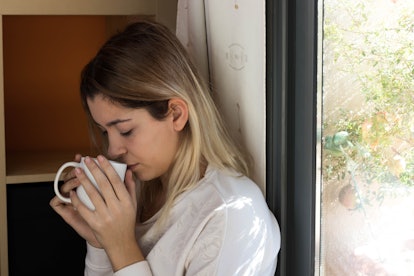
[120,130,133,137]
[99,129,133,137]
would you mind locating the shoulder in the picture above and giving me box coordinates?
[196,166,268,212]
[188,166,281,273]
[188,166,278,234]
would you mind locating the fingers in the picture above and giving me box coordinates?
[60,177,81,196]
[49,195,77,221]
[73,166,107,212]
[61,154,82,183]
[50,193,103,248]
[55,170,81,199]
[124,170,137,207]
[74,154,82,162]
[62,156,138,253]
[72,156,135,213]
[96,156,129,200]
[85,157,120,205]
[97,156,137,211]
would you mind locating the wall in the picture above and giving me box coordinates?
[205,1,266,192]
[176,0,266,192]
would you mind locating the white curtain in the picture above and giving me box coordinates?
[176,0,266,193]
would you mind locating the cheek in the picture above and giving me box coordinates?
[130,131,179,181]
[131,124,179,162]
[150,129,179,161]
[156,135,180,170]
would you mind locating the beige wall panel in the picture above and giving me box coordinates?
[205,0,266,193]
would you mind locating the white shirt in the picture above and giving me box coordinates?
[85,166,281,276]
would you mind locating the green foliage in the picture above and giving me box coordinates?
[322,0,414,204]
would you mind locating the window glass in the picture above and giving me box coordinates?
[319,0,414,274]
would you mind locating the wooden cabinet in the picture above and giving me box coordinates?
[0,1,177,275]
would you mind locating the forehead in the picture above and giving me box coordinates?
[87,95,148,125]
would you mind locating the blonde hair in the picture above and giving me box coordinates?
[80,21,251,226]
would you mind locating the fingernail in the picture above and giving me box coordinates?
[97,155,105,162]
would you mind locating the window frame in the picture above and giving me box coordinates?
[266,0,318,275]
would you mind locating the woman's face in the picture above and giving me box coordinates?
[87,95,180,182]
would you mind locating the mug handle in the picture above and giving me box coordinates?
[53,161,80,203]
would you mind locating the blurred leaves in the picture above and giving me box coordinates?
[322,0,414,206]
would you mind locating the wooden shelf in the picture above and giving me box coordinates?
[0,0,156,15]
[0,3,177,274]
[6,150,92,184]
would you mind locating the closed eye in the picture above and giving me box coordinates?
[121,130,133,137]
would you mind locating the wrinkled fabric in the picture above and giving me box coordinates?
[85,165,281,276]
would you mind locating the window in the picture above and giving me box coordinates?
[319,0,414,274]
[266,0,318,275]
[267,0,414,275]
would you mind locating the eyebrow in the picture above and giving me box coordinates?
[105,119,132,127]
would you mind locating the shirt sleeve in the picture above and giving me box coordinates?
[84,243,153,276]
[84,243,113,276]
[113,261,152,276]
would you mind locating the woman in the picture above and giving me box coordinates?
[50,20,280,275]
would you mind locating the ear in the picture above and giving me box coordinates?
[168,98,189,131]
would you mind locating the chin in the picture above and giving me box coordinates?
[133,171,153,182]
[132,166,165,182]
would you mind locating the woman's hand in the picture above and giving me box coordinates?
[50,154,102,248]
[70,155,144,271]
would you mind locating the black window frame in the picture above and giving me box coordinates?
[266,0,318,275]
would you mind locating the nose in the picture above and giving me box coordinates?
[106,134,127,160]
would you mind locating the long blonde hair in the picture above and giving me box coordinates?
[80,20,251,225]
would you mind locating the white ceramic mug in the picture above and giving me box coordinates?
[54,157,127,210]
